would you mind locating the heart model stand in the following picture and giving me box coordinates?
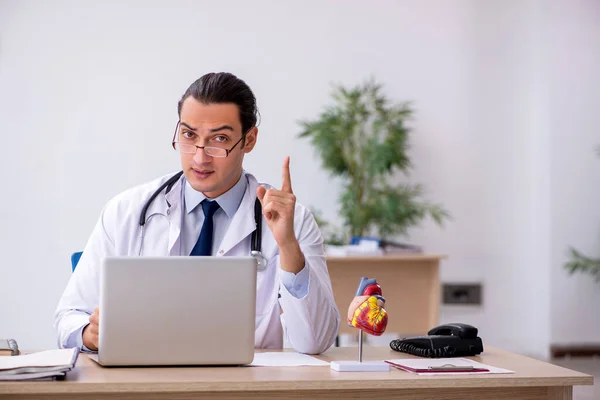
[330,277,391,372]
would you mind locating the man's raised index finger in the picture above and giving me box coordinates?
[281,156,293,193]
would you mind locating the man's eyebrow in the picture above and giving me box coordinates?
[180,122,196,131]
[208,125,234,133]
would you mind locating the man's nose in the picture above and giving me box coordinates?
[193,147,213,164]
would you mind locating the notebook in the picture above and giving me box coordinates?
[385,357,514,375]
[0,348,79,381]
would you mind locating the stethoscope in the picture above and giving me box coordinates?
[138,171,268,271]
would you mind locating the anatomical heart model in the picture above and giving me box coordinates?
[329,277,391,371]
[347,277,388,336]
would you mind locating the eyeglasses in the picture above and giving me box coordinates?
[171,121,246,158]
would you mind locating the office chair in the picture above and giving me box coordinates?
[71,251,83,272]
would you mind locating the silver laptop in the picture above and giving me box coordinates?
[94,256,257,366]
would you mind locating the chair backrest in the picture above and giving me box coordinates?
[71,252,83,272]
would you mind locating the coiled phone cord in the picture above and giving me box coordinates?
[389,339,456,358]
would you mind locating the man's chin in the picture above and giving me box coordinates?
[186,174,215,192]
[190,182,218,195]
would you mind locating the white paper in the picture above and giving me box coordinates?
[0,371,67,381]
[0,348,78,371]
[325,244,384,256]
[385,357,514,375]
[249,352,329,367]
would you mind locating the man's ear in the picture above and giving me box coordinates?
[243,127,258,153]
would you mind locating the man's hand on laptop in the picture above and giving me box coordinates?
[83,307,99,351]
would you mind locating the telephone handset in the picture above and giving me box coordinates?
[389,323,484,358]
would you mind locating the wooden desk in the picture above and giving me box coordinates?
[0,347,592,400]
[327,255,445,335]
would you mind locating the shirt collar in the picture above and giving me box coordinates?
[184,171,248,219]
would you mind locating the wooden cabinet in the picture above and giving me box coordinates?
[326,255,445,336]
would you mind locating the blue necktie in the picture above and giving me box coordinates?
[190,200,221,256]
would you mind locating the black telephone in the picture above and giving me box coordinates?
[389,323,484,358]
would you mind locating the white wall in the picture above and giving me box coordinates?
[548,0,600,345]
[0,0,598,357]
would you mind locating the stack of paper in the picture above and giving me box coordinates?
[0,348,79,381]
[325,244,384,257]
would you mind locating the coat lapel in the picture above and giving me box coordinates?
[136,173,184,256]
[164,177,184,256]
[217,174,259,256]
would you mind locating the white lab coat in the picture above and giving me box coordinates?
[54,172,340,354]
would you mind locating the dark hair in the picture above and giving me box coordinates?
[177,72,258,134]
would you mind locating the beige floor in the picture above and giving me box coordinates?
[551,357,599,400]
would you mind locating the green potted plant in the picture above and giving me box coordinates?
[298,79,449,247]
[564,146,600,282]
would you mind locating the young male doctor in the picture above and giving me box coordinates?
[54,72,340,354]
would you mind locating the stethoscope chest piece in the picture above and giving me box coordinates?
[252,250,268,272]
